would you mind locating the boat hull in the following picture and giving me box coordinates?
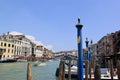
[0,59,17,63]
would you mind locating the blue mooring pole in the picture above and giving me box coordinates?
[76,18,84,80]
[88,47,91,61]
[85,38,90,61]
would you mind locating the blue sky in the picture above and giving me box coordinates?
[0,0,120,52]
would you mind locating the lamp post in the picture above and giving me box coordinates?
[75,18,84,80]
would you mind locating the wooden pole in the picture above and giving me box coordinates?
[85,60,88,80]
[89,61,92,80]
[68,60,71,80]
[93,54,96,78]
[117,60,120,80]
[58,60,63,80]
[58,60,65,80]
[94,64,101,80]
[27,63,32,80]
[108,60,110,75]
[62,60,65,80]
[110,59,113,80]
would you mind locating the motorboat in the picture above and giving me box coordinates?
[34,61,46,66]
[17,59,27,62]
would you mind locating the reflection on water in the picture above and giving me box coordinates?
[0,63,27,80]
[0,63,26,80]
[0,60,59,80]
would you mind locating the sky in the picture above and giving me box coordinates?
[0,0,120,52]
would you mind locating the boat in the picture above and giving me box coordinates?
[17,59,27,62]
[34,61,46,66]
[0,59,17,63]
[56,65,78,78]
[55,66,118,80]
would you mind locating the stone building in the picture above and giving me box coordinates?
[0,32,53,60]
[97,30,120,67]
[13,35,32,56]
[0,33,15,60]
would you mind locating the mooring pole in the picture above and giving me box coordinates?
[27,63,33,80]
[68,60,71,80]
[85,38,90,79]
[85,38,90,61]
[75,18,84,80]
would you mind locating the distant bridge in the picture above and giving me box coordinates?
[54,53,77,60]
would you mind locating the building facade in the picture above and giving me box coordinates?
[97,30,120,67]
[0,32,53,60]
[0,33,15,60]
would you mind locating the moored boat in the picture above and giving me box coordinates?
[55,66,118,80]
[0,59,17,63]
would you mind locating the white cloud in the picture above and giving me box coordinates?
[9,31,23,35]
[25,35,35,41]
[45,45,53,50]
[25,35,44,46]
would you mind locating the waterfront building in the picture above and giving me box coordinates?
[34,45,44,57]
[97,30,120,67]
[47,50,54,59]
[13,38,22,56]
[0,33,15,60]
[12,34,32,57]
[0,32,53,60]
[42,47,52,59]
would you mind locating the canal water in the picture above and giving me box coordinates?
[0,60,77,80]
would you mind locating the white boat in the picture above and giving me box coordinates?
[17,59,27,62]
[34,61,46,66]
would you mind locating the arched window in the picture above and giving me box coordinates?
[4,43,6,47]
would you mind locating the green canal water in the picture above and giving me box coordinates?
[0,60,77,80]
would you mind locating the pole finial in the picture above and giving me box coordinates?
[91,40,93,44]
[86,37,88,41]
[78,17,80,23]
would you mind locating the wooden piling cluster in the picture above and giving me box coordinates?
[58,59,72,80]
[25,59,120,80]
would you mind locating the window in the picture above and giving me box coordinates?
[4,49,6,52]
[4,43,6,47]
[103,42,105,46]
[12,50,14,53]
[112,35,115,38]
[12,45,14,48]
[3,55,5,58]
[118,33,120,37]
[8,44,10,47]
